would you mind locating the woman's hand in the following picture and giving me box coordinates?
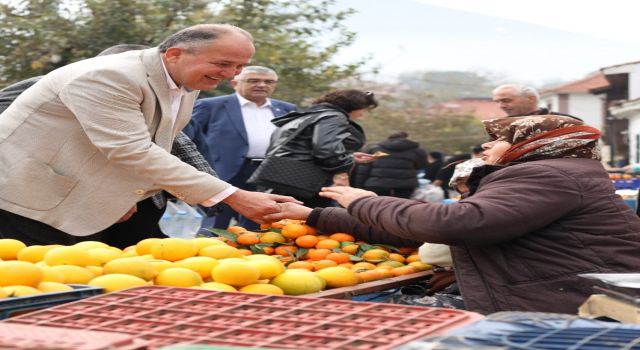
[332,172,350,186]
[319,186,377,208]
[353,152,376,164]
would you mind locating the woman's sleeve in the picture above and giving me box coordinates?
[310,115,354,173]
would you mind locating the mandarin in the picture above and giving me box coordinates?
[315,239,340,250]
[295,235,319,248]
[306,248,331,261]
[274,245,298,257]
[328,233,355,242]
[325,252,351,264]
[236,232,260,246]
[281,223,309,239]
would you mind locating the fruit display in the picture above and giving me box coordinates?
[0,220,431,298]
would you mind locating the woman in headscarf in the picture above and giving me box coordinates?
[268,115,640,315]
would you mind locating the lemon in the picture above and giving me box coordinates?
[135,238,163,255]
[239,284,284,295]
[195,282,237,292]
[103,257,158,281]
[89,274,148,293]
[147,259,174,273]
[198,244,243,259]
[150,238,198,262]
[270,270,324,295]
[44,246,95,266]
[40,266,65,283]
[87,247,123,266]
[174,256,219,279]
[316,266,360,288]
[259,231,286,244]
[0,261,44,287]
[155,267,203,287]
[245,259,285,280]
[16,245,55,263]
[361,249,390,263]
[0,288,6,299]
[85,265,104,276]
[50,265,95,284]
[73,241,110,250]
[191,237,226,250]
[211,262,260,287]
[0,239,27,260]
[3,285,42,297]
[37,282,74,293]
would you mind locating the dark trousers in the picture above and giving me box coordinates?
[0,197,165,248]
[101,197,167,249]
[211,159,260,230]
[0,208,103,245]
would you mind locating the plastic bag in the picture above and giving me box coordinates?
[158,200,203,239]
[412,184,445,203]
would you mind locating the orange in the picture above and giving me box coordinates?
[286,261,314,271]
[237,248,252,256]
[306,248,331,261]
[340,243,359,255]
[226,226,247,234]
[261,246,275,255]
[328,233,355,242]
[312,259,338,271]
[281,224,309,239]
[408,261,432,271]
[325,252,351,264]
[357,269,383,283]
[338,262,354,269]
[405,254,421,263]
[376,267,395,279]
[274,245,298,257]
[304,225,318,235]
[295,235,319,248]
[236,232,260,246]
[391,266,417,277]
[259,223,271,230]
[315,239,340,250]
[377,260,404,268]
[388,253,406,263]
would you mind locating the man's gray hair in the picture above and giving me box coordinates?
[234,66,278,80]
[158,24,253,53]
[493,84,539,101]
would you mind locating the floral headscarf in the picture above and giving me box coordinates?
[482,115,601,164]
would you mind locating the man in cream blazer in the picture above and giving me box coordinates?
[0,24,296,244]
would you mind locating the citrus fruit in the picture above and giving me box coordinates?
[103,257,158,281]
[16,245,55,263]
[147,259,174,272]
[361,249,390,263]
[259,231,286,244]
[270,270,324,295]
[211,262,260,287]
[274,245,297,257]
[312,259,338,271]
[306,248,331,261]
[87,247,123,266]
[328,233,355,242]
[50,265,95,284]
[325,252,351,264]
[239,284,284,295]
[44,246,95,266]
[391,266,416,276]
[73,241,110,250]
[316,266,360,288]
[340,243,359,255]
[0,261,43,287]
[155,267,203,287]
[174,256,219,279]
[135,238,163,255]
[315,239,340,250]
[236,232,260,246]
[196,282,237,292]
[295,235,319,248]
[0,288,6,299]
[86,265,103,276]
[190,237,226,250]
[89,274,148,293]
[198,244,243,259]
[351,262,377,271]
[3,285,42,297]
[0,239,26,260]
[150,238,198,262]
[377,260,404,268]
[281,223,309,239]
[407,261,432,271]
[226,225,247,234]
[40,265,65,283]
[245,258,285,280]
[286,261,315,271]
[37,281,74,293]
[388,253,406,263]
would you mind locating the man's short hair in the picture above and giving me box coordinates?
[158,24,253,53]
[234,66,277,80]
[493,84,539,101]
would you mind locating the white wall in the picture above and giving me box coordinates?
[541,95,559,112]
[630,65,640,100]
[627,114,640,164]
[568,93,604,131]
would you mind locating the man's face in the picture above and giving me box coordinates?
[231,72,278,104]
[163,33,255,91]
[492,88,537,116]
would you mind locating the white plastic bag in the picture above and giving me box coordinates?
[412,184,445,203]
[158,200,203,239]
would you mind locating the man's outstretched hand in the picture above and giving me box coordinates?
[223,190,302,224]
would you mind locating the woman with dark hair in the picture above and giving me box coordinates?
[260,89,378,207]
[267,115,640,314]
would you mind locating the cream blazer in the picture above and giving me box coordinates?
[0,48,230,236]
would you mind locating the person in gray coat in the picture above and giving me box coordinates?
[269,115,640,315]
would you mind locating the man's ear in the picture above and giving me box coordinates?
[163,47,183,63]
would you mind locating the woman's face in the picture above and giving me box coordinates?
[481,140,512,164]
[348,108,370,119]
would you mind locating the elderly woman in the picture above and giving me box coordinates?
[269,115,640,315]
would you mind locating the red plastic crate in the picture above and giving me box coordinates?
[4,285,484,350]
[0,322,147,349]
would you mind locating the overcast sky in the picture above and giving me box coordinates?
[332,0,640,87]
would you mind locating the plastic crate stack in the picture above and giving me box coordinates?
[4,285,484,350]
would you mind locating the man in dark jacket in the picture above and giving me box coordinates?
[351,131,427,198]
[492,83,579,119]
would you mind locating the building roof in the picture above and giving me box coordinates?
[542,73,609,94]
[433,98,506,120]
